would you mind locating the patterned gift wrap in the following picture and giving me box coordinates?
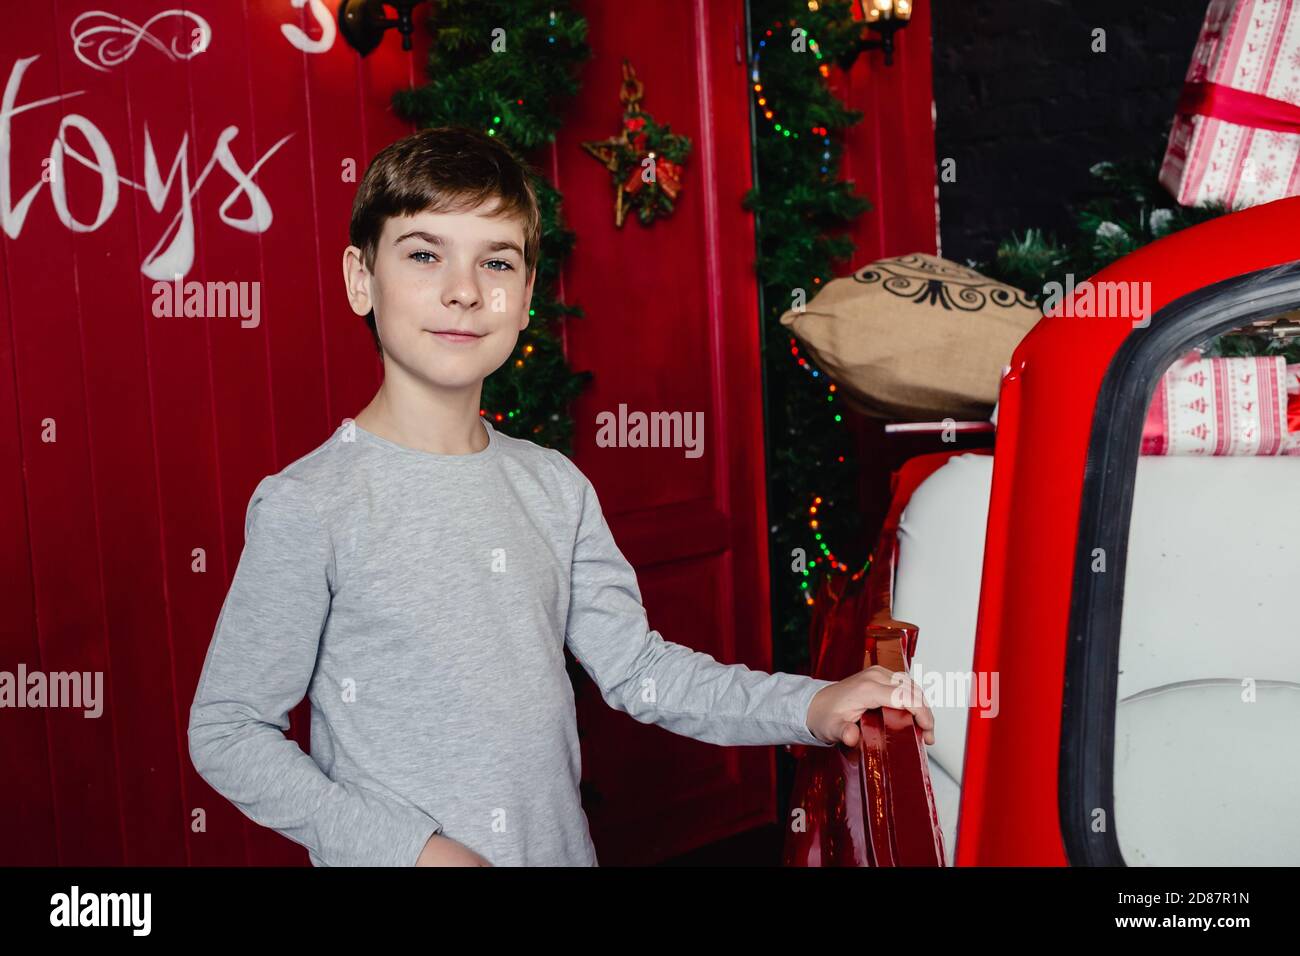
[1142,355,1292,455]
[1160,0,1300,209]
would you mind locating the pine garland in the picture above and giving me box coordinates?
[979,138,1300,364]
[980,141,1226,296]
[745,0,875,666]
[392,1,592,454]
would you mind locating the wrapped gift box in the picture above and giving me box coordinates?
[1159,0,1300,209]
[1286,362,1300,454]
[1142,355,1292,455]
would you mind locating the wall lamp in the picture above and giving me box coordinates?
[850,0,913,67]
[338,0,430,56]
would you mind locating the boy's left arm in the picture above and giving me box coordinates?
[554,454,933,750]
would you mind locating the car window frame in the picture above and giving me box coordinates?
[1060,257,1300,865]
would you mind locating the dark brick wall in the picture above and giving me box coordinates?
[932,0,1207,264]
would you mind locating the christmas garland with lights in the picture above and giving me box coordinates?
[392,0,592,454]
[744,0,875,666]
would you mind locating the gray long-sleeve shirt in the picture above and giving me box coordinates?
[187,417,835,866]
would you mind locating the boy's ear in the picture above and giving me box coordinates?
[343,245,372,316]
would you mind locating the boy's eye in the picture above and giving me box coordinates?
[408,250,437,264]
[484,259,514,272]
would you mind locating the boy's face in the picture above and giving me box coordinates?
[344,199,535,392]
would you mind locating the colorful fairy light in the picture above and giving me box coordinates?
[487,104,525,138]
[751,20,835,172]
[752,15,867,605]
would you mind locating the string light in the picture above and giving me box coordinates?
[752,15,863,606]
[486,102,525,138]
[752,20,835,172]
[484,340,540,418]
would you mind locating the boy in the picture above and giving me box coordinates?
[187,126,935,867]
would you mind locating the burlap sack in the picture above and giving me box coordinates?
[779,253,1040,421]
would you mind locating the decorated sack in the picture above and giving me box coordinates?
[779,253,1041,421]
[1159,0,1300,209]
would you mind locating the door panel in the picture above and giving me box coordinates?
[548,0,776,863]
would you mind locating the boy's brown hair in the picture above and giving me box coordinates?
[348,125,542,354]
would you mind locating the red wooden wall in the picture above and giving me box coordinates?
[0,0,936,866]
[1,0,419,866]
[834,0,939,263]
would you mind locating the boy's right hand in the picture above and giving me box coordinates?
[415,832,493,866]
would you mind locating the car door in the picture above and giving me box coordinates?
[960,195,1300,866]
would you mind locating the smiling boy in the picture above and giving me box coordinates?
[186,125,934,867]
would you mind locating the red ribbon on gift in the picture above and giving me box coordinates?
[1177,81,1300,133]
[1290,366,1300,435]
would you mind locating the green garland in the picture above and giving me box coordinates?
[980,138,1300,364]
[745,0,875,668]
[980,140,1226,296]
[392,0,592,454]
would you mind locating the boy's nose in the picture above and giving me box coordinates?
[442,275,482,309]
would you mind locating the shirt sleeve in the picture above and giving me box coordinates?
[553,453,837,748]
[187,473,444,866]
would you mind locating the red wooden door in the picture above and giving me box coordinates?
[549,0,778,864]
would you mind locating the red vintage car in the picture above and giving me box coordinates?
[785,194,1300,867]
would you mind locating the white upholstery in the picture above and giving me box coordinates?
[1113,681,1300,865]
[1118,457,1300,698]
[894,454,994,786]
[892,452,1300,865]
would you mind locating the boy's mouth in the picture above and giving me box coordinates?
[427,328,485,345]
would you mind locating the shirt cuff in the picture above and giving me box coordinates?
[787,676,838,747]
